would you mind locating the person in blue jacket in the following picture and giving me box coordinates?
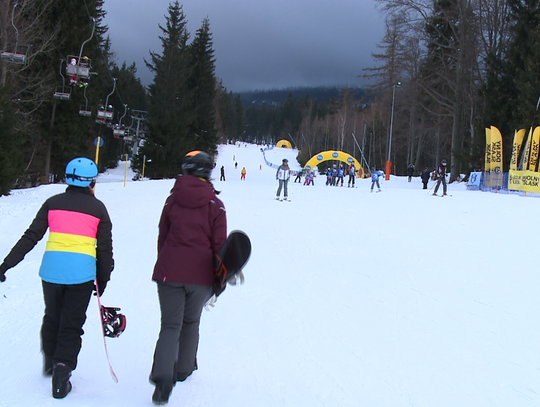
[370,167,382,192]
[347,164,356,187]
[336,165,345,186]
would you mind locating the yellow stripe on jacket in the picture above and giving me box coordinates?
[46,231,97,257]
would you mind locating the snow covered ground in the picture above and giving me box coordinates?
[1,142,539,407]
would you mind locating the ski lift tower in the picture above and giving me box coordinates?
[130,109,147,156]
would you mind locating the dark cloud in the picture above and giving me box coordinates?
[103,0,385,91]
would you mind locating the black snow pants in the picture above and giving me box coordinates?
[41,280,94,371]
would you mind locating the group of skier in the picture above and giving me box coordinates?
[0,151,228,405]
[325,164,358,188]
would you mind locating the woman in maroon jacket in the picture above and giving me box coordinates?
[150,151,227,405]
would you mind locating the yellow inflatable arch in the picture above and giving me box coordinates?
[303,151,363,177]
[276,140,292,148]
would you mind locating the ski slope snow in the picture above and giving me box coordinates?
[0,143,539,407]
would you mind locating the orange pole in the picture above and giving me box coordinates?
[385,161,391,180]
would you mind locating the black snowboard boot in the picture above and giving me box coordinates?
[152,382,173,405]
[52,363,72,399]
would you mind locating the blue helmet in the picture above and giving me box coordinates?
[65,157,98,187]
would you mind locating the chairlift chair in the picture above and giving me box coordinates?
[78,86,92,116]
[1,3,29,65]
[53,85,71,101]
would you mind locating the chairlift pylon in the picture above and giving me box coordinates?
[53,59,72,101]
[0,3,30,65]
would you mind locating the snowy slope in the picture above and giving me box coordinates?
[0,142,539,407]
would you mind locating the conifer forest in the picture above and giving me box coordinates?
[1,0,540,195]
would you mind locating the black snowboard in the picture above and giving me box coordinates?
[214,230,251,297]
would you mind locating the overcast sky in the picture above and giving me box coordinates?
[102,0,386,92]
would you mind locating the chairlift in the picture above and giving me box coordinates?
[0,3,30,65]
[66,18,96,86]
[113,104,128,138]
[96,78,116,125]
[53,60,72,101]
[78,87,92,117]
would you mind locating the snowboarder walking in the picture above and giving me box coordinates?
[150,151,227,405]
[0,157,114,399]
[433,160,448,196]
[370,167,382,192]
[275,158,291,200]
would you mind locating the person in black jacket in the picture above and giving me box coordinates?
[0,157,114,399]
[421,167,431,189]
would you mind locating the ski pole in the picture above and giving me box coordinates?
[427,180,437,194]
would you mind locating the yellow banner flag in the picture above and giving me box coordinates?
[528,126,540,171]
[490,126,503,173]
[510,129,526,171]
[484,127,491,172]
[520,128,533,170]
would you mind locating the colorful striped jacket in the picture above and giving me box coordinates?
[3,186,113,284]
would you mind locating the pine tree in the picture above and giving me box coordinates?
[187,18,218,155]
[142,1,195,178]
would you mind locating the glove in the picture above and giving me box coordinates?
[0,263,8,283]
[93,280,107,296]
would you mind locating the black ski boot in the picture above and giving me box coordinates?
[52,363,72,399]
[152,382,173,405]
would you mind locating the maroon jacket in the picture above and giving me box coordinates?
[152,175,227,286]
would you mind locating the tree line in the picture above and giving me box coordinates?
[2,0,540,194]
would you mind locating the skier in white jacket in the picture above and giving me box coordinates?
[275,159,291,201]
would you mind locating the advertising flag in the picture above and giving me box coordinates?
[490,126,503,174]
[484,127,491,172]
[528,126,540,171]
[510,129,526,171]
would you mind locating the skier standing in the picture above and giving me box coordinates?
[149,151,227,405]
[421,167,430,189]
[370,167,382,192]
[433,160,448,196]
[407,164,415,182]
[347,164,356,187]
[326,168,332,185]
[220,165,225,181]
[275,158,291,200]
[0,157,114,399]
[240,167,246,180]
[336,165,345,186]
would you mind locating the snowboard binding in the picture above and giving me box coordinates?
[101,306,127,338]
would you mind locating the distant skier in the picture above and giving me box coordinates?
[421,167,430,189]
[336,165,345,186]
[275,158,291,200]
[370,167,382,192]
[294,170,302,183]
[326,168,332,186]
[241,167,246,180]
[220,165,225,181]
[347,164,356,187]
[331,165,338,186]
[433,160,448,196]
[407,164,415,182]
[0,157,114,399]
